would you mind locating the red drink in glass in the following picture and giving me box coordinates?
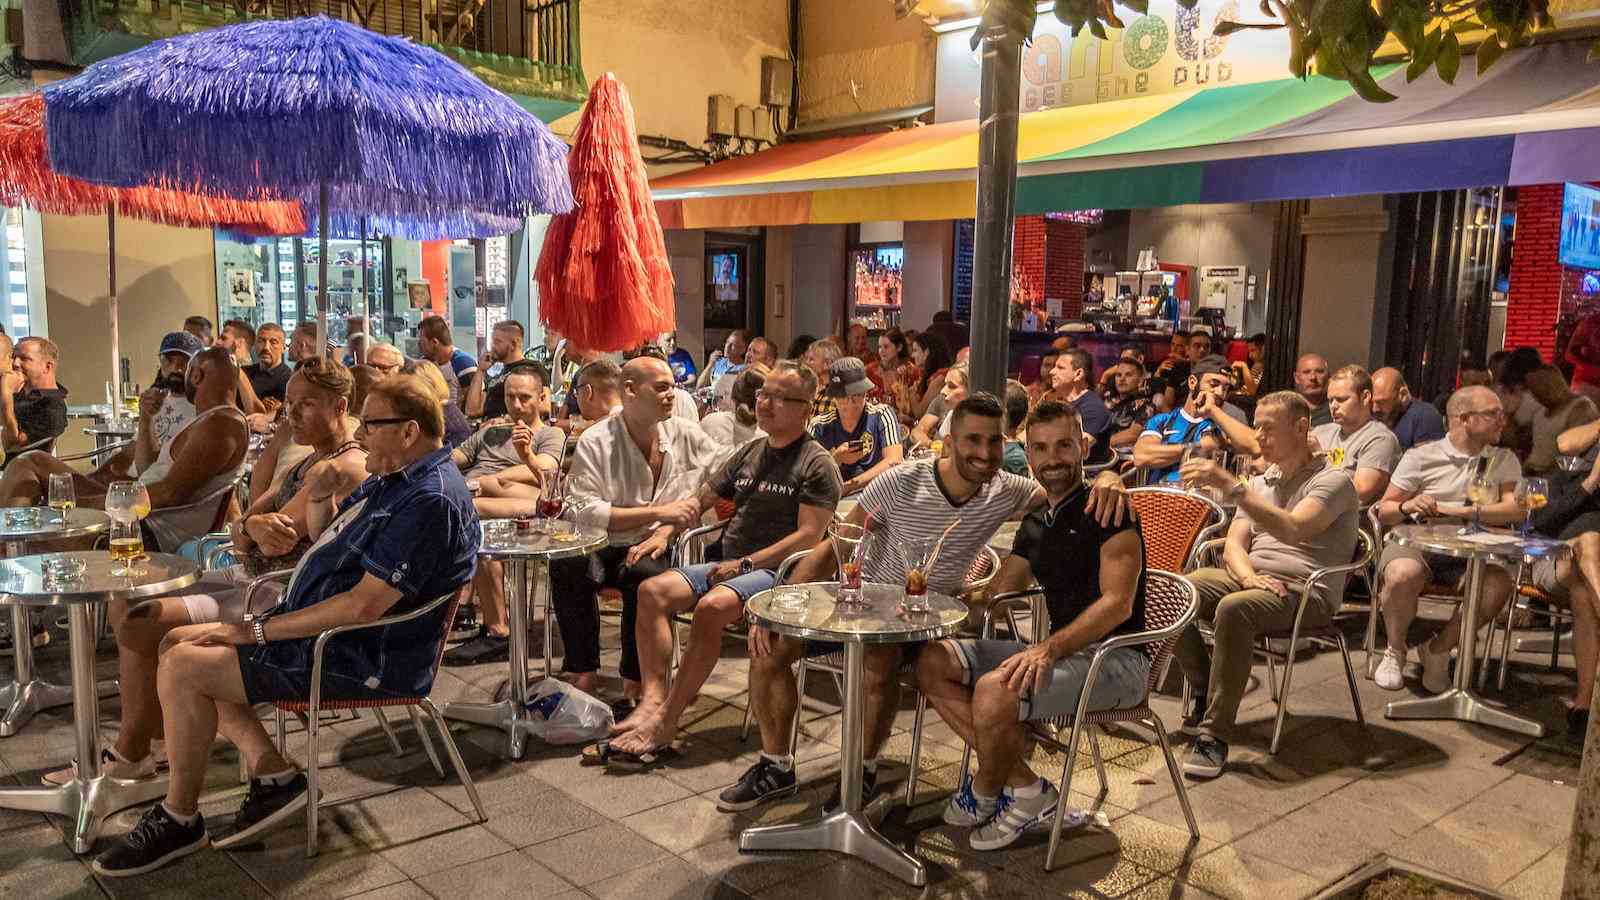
[538,498,563,519]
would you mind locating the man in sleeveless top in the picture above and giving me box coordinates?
[41,358,364,788]
[0,349,249,532]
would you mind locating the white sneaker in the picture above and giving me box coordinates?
[942,778,998,827]
[1374,648,1406,691]
[42,748,157,787]
[1419,641,1453,693]
[970,780,1059,851]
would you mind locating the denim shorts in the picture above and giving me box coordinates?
[671,562,777,604]
[235,645,415,706]
[945,639,1150,721]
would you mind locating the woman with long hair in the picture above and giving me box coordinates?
[909,331,952,422]
[866,327,920,423]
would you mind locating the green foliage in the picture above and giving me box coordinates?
[972,0,1559,102]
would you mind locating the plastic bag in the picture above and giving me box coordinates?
[521,680,614,744]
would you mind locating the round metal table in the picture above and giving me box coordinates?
[0,508,113,737]
[0,550,198,853]
[1382,525,1565,738]
[739,581,964,887]
[443,523,607,759]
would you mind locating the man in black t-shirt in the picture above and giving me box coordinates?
[607,361,841,765]
[243,322,292,406]
[916,400,1148,852]
[4,336,68,452]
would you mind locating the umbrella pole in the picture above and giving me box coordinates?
[106,202,122,413]
[360,215,370,349]
[317,183,329,361]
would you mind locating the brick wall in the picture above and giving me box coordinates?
[1045,218,1087,318]
[1505,183,1564,360]
[1014,215,1046,305]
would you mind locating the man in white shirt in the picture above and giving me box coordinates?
[1373,386,1523,693]
[1311,364,1401,506]
[556,357,718,706]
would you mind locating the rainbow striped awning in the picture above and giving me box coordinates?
[652,39,1600,229]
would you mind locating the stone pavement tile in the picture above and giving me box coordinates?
[95,847,266,900]
[522,822,670,886]
[1499,845,1570,900]
[1427,798,1568,873]
[679,834,831,895]
[0,771,51,835]
[1390,825,1546,890]
[749,856,951,900]
[1183,753,1359,816]
[378,824,513,879]
[228,844,411,899]
[1127,790,1277,845]
[414,848,574,898]
[0,823,77,877]
[476,783,607,848]
[1388,716,1537,772]
[0,858,101,900]
[590,855,752,900]
[1229,804,1384,883]
[1175,845,1323,900]
[345,885,433,900]
[1011,813,1214,880]
[618,793,748,854]
[1470,771,1578,825]
[878,730,965,772]
[653,740,765,796]
[544,760,695,819]
[681,700,760,750]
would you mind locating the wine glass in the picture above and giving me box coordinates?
[104,481,139,525]
[828,522,868,605]
[47,474,75,521]
[107,519,143,577]
[1181,444,1221,501]
[1462,471,1496,535]
[1515,477,1549,538]
[537,471,566,535]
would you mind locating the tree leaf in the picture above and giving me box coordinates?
[1449,18,1482,34]
[1476,35,1506,75]
[1121,0,1150,13]
[1405,27,1440,81]
[1347,66,1398,102]
[1213,20,1286,34]
[1437,30,1461,83]
[1088,17,1109,39]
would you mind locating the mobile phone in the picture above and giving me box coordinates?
[483,425,514,445]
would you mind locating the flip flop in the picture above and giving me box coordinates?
[581,740,611,766]
[604,743,677,771]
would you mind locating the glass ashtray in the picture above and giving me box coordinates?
[770,585,811,614]
[41,555,87,582]
[4,508,41,529]
[483,520,518,548]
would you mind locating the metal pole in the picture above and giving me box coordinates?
[360,215,371,345]
[969,21,1026,398]
[317,183,330,361]
[106,204,122,410]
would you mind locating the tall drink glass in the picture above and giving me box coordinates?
[902,537,936,614]
[829,522,867,605]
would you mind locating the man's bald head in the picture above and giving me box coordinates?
[1370,366,1410,424]
[189,345,239,406]
[621,355,675,424]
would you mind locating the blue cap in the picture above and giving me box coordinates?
[160,331,205,358]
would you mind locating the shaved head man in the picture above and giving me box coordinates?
[1294,353,1331,427]
[1371,367,1446,450]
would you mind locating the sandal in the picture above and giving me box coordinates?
[581,740,612,766]
[604,743,677,771]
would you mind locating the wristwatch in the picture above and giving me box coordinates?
[243,612,270,647]
[738,556,754,575]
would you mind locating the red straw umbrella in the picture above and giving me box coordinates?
[536,74,675,353]
[0,93,305,402]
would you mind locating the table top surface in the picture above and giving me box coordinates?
[0,507,112,542]
[478,522,608,560]
[0,551,199,606]
[83,424,136,436]
[1386,524,1569,562]
[747,581,966,644]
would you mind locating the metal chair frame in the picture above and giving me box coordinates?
[1484,564,1576,693]
[1124,486,1228,574]
[244,569,485,858]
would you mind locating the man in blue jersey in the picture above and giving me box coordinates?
[1132,355,1232,483]
[417,316,479,407]
[807,357,905,496]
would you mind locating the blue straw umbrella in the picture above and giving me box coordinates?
[42,15,574,353]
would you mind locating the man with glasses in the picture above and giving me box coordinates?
[604,360,841,767]
[366,343,406,378]
[92,375,479,875]
[1372,385,1524,693]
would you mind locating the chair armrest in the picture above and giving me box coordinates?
[1191,537,1226,569]
[673,520,728,567]
[775,549,812,585]
[983,588,1045,639]
[243,568,295,613]
[55,438,133,463]
[1298,531,1375,609]
[307,590,457,706]
[194,532,234,570]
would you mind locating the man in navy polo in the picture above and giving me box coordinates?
[94,374,480,877]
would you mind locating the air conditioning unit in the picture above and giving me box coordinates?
[707,94,737,139]
[735,105,757,139]
[761,56,793,108]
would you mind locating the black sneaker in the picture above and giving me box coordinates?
[1181,693,1208,735]
[443,632,510,666]
[1183,736,1228,780]
[823,766,880,814]
[448,605,481,642]
[91,804,208,877]
[1568,705,1590,748]
[213,772,309,849]
[717,758,799,812]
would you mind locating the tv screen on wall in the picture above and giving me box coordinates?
[1559,183,1600,271]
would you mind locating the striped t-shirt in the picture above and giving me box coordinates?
[855,460,1038,596]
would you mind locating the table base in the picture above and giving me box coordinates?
[0,774,169,854]
[740,809,926,886]
[0,677,72,737]
[443,558,553,760]
[1384,687,1546,738]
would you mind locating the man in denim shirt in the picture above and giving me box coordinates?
[95,375,480,878]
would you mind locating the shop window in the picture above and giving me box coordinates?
[3,207,31,334]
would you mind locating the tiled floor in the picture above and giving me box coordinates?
[0,602,1582,899]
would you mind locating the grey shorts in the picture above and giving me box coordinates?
[946,639,1150,721]
[1378,542,1471,587]
[1532,556,1571,602]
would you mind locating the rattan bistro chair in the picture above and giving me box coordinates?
[241,571,486,858]
[986,570,1202,871]
[1125,487,1227,574]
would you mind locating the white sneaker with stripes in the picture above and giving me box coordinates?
[969,779,1059,851]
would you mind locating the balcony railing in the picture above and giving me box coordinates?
[78,0,586,103]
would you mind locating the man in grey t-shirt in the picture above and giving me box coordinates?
[1310,364,1401,506]
[1173,391,1359,780]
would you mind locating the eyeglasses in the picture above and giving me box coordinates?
[755,390,809,406]
[1462,409,1505,421]
[359,416,413,429]
[371,363,402,374]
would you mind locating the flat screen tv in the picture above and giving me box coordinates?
[1559,182,1600,271]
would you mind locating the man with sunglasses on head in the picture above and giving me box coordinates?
[603,360,841,767]
[93,374,479,876]
[1372,385,1523,694]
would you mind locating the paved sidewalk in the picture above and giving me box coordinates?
[0,605,1580,899]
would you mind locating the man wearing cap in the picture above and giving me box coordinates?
[1132,355,1234,483]
[807,357,905,495]
[139,332,208,471]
